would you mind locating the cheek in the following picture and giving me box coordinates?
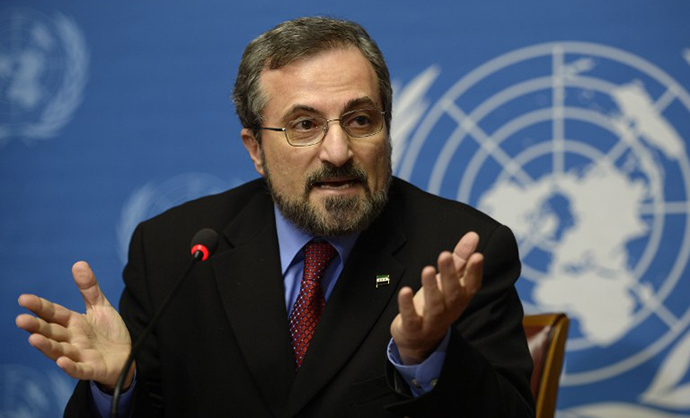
[362,141,390,186]
[264,147,312,193]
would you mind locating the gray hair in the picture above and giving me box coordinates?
[232,17,392,140]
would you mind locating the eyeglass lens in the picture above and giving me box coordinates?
[286,109,383,146]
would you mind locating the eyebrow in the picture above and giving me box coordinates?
[343,96,379,112]
[280,96,380,123]
[281,105,320,123]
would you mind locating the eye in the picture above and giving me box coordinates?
[351,115,372,127]
[343,109,381,136]
[344,110,376,128]
[290,117,320,132]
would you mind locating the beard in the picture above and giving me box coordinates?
[262,151,391,237]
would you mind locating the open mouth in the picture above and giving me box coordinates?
[314,179,360,189]
[305,163,369,194]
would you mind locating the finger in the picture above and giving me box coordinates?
[16,313,40,333]
[437,251,461,297]
[452,232,480,269]
[16,314,70,342]
[72,261,109,309]
[460,253,484,297]
[18,294,73,327]
[453,231,480,258]
[421,265,445,320]
[27,333,81,363]
[57,357,95,381]
[397,286,421,332]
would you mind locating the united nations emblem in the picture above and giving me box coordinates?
[0,9,88,146]
[394,42,690,415]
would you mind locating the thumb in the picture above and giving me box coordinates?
[72,261,110,310]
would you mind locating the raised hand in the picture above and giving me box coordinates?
[391,232,484,365]
[16,261,134,390]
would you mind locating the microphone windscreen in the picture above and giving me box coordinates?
[190,228,220,259]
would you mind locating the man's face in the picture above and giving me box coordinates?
[241,47,392,236]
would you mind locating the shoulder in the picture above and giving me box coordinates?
[387,177,514,255]
[389,177,501,229]
[137,178,270,241]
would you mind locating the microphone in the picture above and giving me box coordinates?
[190,228,220,261]
[110,228,219,418]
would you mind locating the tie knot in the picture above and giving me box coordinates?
[302,241,337,283]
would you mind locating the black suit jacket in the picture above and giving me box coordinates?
[65,177,534,417]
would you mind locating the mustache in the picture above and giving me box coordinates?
[304,162,369,192]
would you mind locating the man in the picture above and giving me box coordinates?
[16,17,534,417]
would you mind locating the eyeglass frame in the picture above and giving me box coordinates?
[254,108,387,148]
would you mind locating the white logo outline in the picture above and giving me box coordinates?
[395,42,690,393]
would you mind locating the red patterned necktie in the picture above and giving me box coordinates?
[288,240,337,369]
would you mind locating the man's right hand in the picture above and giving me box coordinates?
[16,261,134,391]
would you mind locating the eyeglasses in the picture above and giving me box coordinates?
[256,108,386,147]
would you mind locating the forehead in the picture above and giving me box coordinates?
[259,47,380,121]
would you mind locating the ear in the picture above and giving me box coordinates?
[241,128,266,177]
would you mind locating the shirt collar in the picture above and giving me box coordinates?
[274,205,360,274]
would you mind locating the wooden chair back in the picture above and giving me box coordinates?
[523,313,569,418]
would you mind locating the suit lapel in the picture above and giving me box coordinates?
[212,192,295,416]
[285,202,408,416]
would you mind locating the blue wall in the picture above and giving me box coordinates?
[2,1,690,416]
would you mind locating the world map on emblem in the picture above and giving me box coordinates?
[397,42,690,386]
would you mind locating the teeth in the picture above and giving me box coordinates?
[319,181,351,189]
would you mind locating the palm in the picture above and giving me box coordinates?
[70,303,131,384]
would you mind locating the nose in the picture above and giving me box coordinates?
[318,120,353,167]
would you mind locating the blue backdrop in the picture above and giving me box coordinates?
[2,1,690,416]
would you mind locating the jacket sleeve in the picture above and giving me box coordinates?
[385,224,535,418]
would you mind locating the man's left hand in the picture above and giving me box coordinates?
[391,231,484,365]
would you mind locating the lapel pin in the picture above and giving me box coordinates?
[375,275,390,288]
